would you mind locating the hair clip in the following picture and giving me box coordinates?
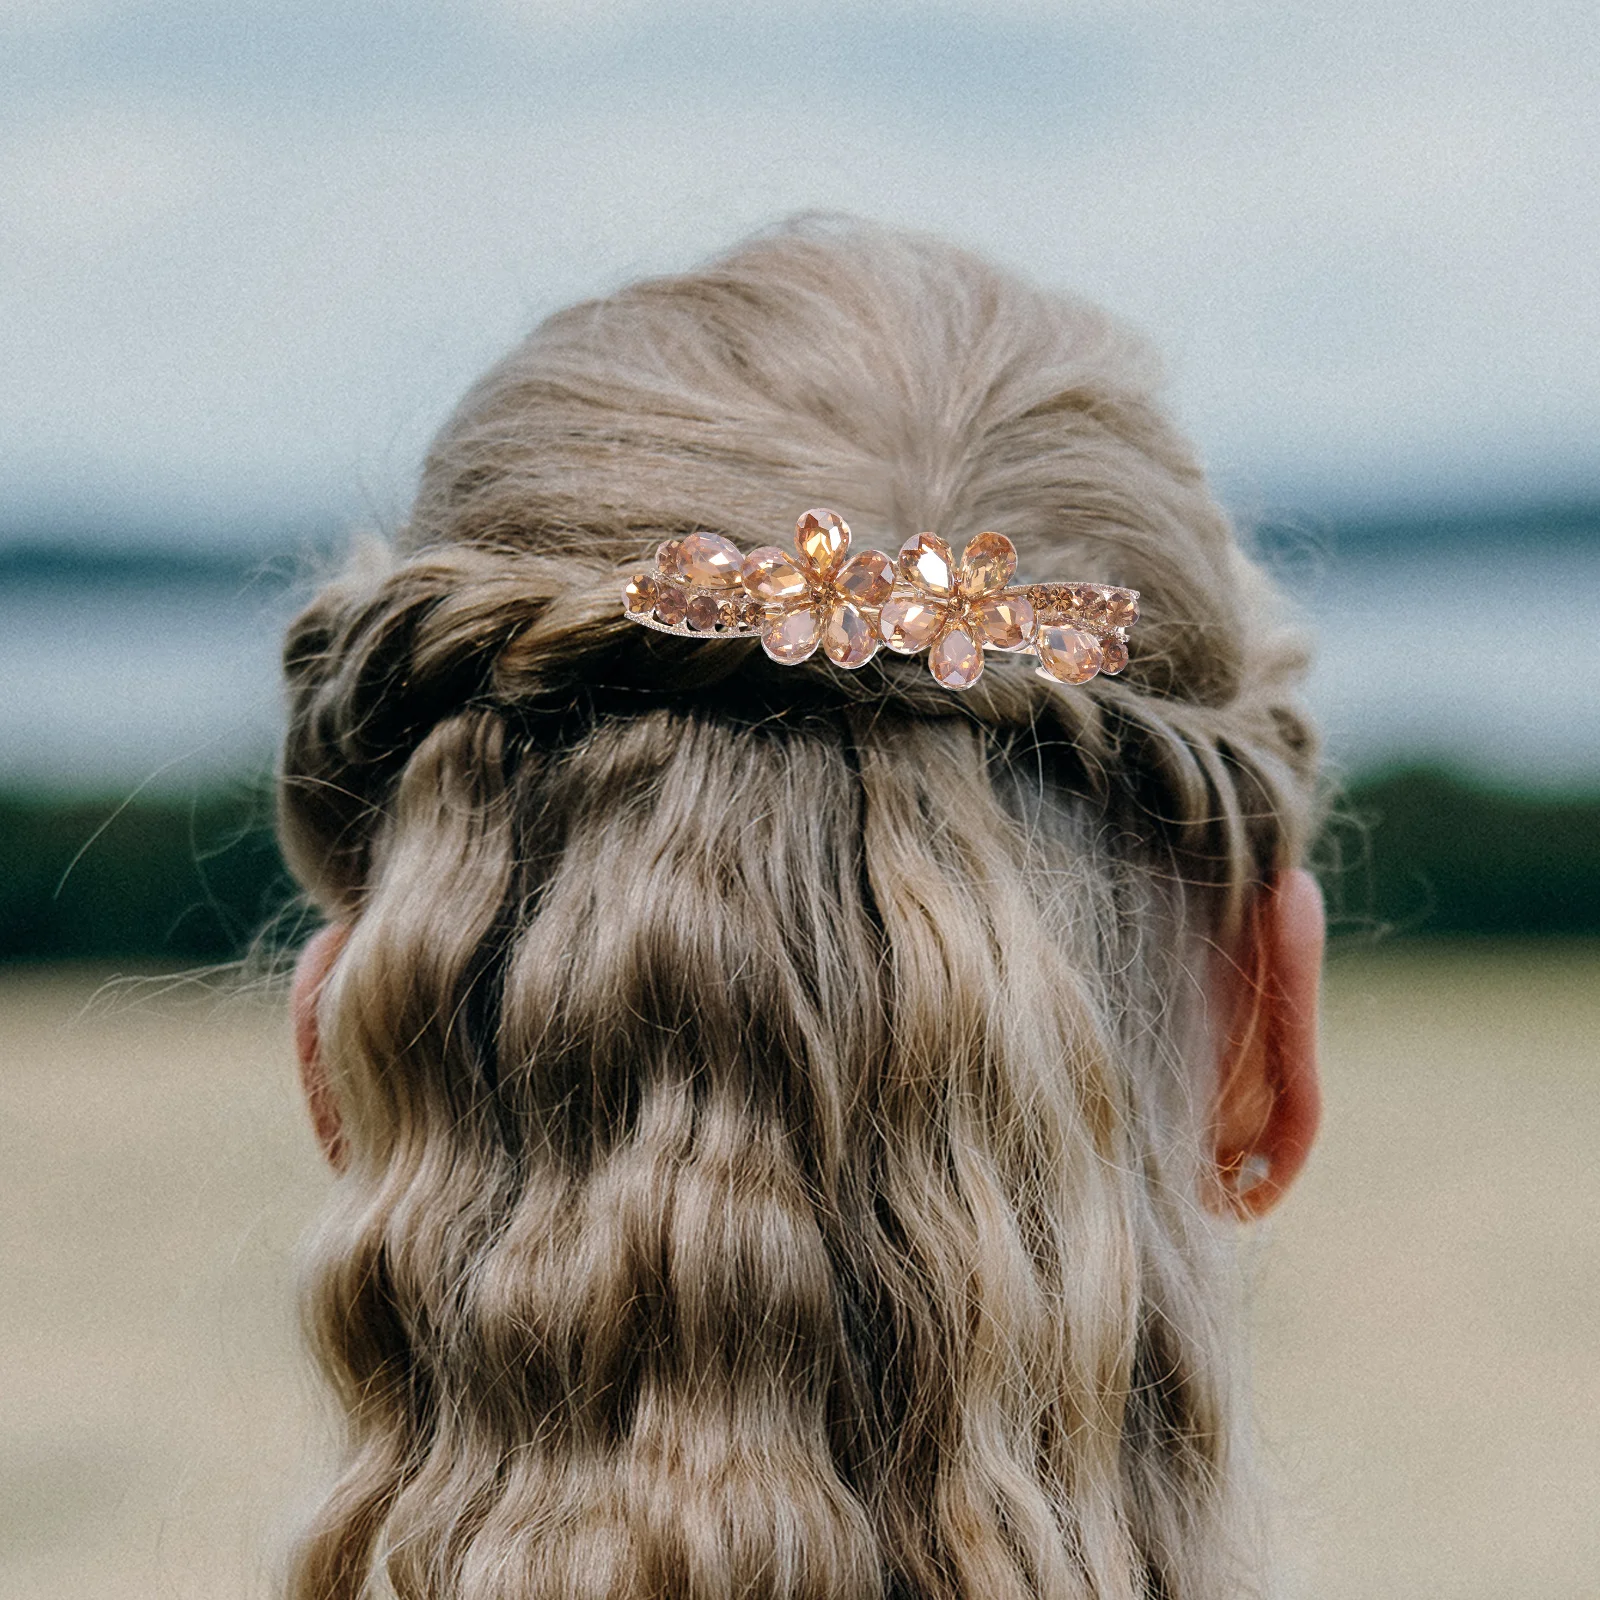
[620,509,1137,691]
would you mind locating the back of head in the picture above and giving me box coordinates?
[278,218,1318,1600]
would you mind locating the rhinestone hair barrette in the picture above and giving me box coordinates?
[619,509,1138,692]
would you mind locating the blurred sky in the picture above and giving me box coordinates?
[3,0,1598,548]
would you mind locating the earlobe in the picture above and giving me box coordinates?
[292,922,352,1171]
[1208,869,1324,1220]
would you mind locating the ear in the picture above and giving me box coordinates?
[292,922,351,1170]
[1207,868,1324,1220]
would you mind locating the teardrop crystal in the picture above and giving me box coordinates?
[971,592,1035,651]
[898,532,955,596]
[762,606,820,665]
[1036,624,1103,684]
[959,531,1017,596]
[878,587,945,653]
[796,509,850,576]
[652,584,689,627]
[823,601,878,668]
[835,549,895,608]
[677,531,745,589]
[741,545,810,602]
[929,628,984,690]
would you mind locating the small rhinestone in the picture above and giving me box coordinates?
[1104,590,1139,630]
[622,571,658,615]
[686,592,721,631]
[652,584,688,626]
[1074,586,1111,628]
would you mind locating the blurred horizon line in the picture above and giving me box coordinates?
[2,491,1597,572]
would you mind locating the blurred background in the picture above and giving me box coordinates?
[2,3,1596,1597]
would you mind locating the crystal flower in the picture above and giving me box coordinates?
[741,510,896,669]
[877,531,1036,689]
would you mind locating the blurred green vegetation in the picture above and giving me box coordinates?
[1319,768,1600,939]
[0,767,1596,964]
[0,789,296,966]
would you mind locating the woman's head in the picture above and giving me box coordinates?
[278,218,1322,1600]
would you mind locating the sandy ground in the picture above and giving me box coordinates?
[1,945,1596,1599]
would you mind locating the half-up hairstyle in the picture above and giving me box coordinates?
[278,218,1319,1600]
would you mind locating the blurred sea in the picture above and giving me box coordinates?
[2,508,1597,794]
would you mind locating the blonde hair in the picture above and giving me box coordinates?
[277,218,1319,1600]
